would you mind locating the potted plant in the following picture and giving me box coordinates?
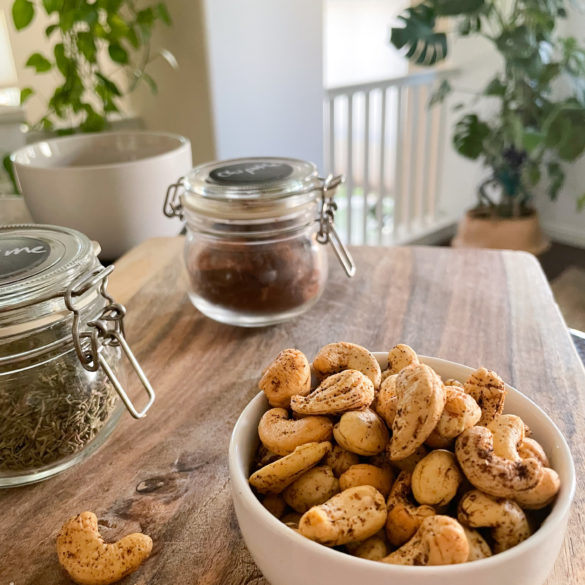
[10,0,174,133]
[390,0,585,253]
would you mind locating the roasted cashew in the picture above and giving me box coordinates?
[299,485,387,546]
[259,349,311,408]
[518,437,550,467]
[374,374,398,427]
[387,344,419,375]
[258,408,333,456]
[444,378,464,389]
[455,426,543,498]
[339,463,394,498]
[261,493,286,518]
[382,515,469,566]
[333,409,389,456]
[283,465,340,513]
[290,370,375,416]
[462,526,492,561]
[389,364,446,460]
[253,444,280,470]
[249,441,332,494]
[313,342,382,389]
[458,490,531,553]
[325,444,360,477]
[412,450,463,507]
[281,511,302,530]
[389,444,429,473]
[486,415,559,509]
[385,471,435,547]
[464,367,506,426]
[56,512,152,585]
[426,386,482,448]
[346,533,388,561]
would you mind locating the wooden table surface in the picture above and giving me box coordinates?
[1,237,584,584]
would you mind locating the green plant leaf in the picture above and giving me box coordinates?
[453,114,490,159]
[142,72,158,94]
[96,72,122,96]
[577,192,585,211]
[522,129,544,153]
[25,53,52,73]
[12,0,34,30]
[429,79,451,106]
[77,32,97,63]
[80,105,107,132]
[390,4,448,66]
[156,2,171,25]
[432,0,484,16]
[42,0,62,13]
[484,77,506,96]
[45,24,59,37]
[547,162,564,200]
[108,43,128,64]
[19,87,34,104]
[2,154,19,194]
[54,43,69,76]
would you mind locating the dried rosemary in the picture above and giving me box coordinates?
[0,349,119,472]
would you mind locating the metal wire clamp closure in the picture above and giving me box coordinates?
[64,266,155,419]
[164,178,185,219]
[316,175,356,278]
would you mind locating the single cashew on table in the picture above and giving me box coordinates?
[248,343,561,567]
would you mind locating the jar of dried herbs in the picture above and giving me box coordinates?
[0,225,155,487]
[164,157,355,327]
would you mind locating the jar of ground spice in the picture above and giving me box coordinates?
[0,225,155,487]
[164,157,354,326]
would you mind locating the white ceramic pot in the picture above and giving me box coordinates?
[11,131,192,259]
[229,354,576,585]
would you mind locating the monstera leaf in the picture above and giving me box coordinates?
[390,4,447,65]
[453,114,490,159]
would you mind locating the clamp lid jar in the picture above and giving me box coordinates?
[0,224,155,487]
[164,157,355,327]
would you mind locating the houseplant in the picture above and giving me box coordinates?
[390,0,585,252]
[11,0,173,133]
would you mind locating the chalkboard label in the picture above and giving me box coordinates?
[0,237,50,279]
[209,161,293,185]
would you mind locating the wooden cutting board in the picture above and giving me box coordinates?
[1,237,583,585]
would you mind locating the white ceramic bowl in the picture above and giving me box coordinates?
[229,354,575,585]
[11,131,192,259]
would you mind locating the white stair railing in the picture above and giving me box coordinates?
[325,70,453,246]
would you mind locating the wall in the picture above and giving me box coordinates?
[202,0,324,169]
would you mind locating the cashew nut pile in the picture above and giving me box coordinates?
[249,342,561,566]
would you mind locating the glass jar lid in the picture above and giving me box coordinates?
[180,157,322,219]
[0,224,94,310]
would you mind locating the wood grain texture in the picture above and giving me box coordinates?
[1,238,583,585]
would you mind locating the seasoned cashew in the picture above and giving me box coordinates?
[291,370,375,416]
[444,378,464,389]
[412,450,463,507]
[313,342,382,389]
[253,444,280,470]
[298,485,387,546]
[455,426,542,498]
[325,444,360,477]
[390,364,446,460]
[458,490,531,553]
[261,493,286,518]
[389,444,429,473]
[258,408,333,456]
[462,526,492,561]
[281,511,302,529]
[374,374,398,427]
[249,441,332,494]
[387,344,419,374]
[385,471,435,547]
[486,416,559,509]
[464,367,506,426]
[518,437,550,467]
[426,387,482,448]
[259,349,311,408]
[56,512,152,585]
[382,515,469,566]
[334,409,389,456]
[487,414,525,460]
[339,464,394,498]
[346,533,389,561]
[283,465,340,513]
